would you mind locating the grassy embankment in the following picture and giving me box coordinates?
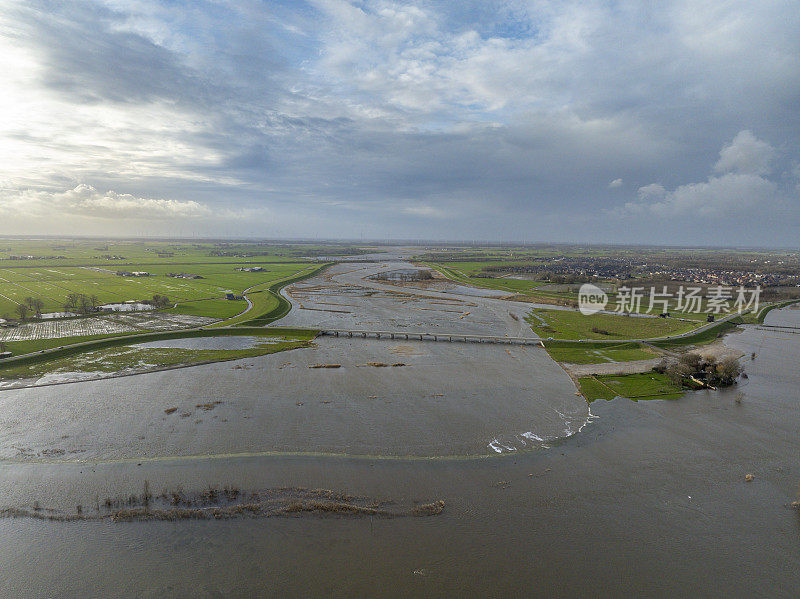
[541,314,744,365]
[577,372,685,402]
[649,316,744,350]
[752,298,800,323]
[1,332,148,357]
[211,263,331,327]
[526,308,697,341]
[0,328,317,380]
[423,262,574,306]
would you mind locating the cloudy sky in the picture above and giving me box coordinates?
[1,0,798,245]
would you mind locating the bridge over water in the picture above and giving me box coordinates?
[756,324,800,333]
[317,329,543,346]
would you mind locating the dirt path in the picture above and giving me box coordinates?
[563,357,664,377]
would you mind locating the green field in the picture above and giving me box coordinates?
[543,341,657,364]
[0,255,319,319]
[578,372,685,402]
[527,308,698,341]
[0,239,368,267]
[0,240,341,374]
[163,298,246,320]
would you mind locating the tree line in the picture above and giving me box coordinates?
[11,293,171,321]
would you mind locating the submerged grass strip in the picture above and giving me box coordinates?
[0,328,317,380]
[3,331,146,356]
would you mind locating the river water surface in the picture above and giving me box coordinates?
[0,307,798,597]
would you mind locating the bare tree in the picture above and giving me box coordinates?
[678,352,703,370]
[29,298,44,318]
[77,295,93,315]
[14,303,30,321]
[64,293,81,313]
[665,361,693,385]
[716,357,743,384]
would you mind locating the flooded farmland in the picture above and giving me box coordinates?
[0,312,215,342]
[0,337,588,460]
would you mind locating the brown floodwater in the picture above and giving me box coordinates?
[0,306,798,596]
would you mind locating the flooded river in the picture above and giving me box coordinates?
[0,265,798,596]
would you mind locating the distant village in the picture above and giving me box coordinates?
[476,256,800,287]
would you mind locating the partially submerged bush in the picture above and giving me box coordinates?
[665,352,743,387]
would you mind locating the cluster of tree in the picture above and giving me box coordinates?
[64,293,100,315]
[149,294,171,309]
[14,296,46,320]
[656,352,743,387]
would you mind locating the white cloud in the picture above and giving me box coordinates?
[608,178,623,188]
[0,184,212,220]
[400,204,447,218]
[61,184,211,218]
[635,183,667,203]
[618,131,784,218]
[714,130,775,175]
[625,173,776,217]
